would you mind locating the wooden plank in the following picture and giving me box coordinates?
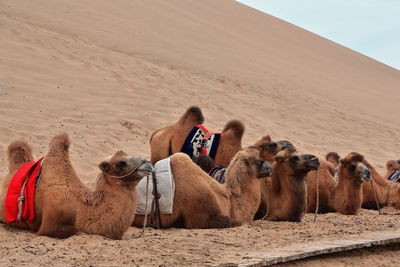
[230,231,400,267]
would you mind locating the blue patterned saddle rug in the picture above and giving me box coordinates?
[388,170,400,182]
[181,125,221,160]
[209,166,226,184]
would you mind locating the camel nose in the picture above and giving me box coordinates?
[361,169,371,182]
[305,154,320,169]
[258,160,273,178]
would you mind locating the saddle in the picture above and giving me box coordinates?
[388,170,400,182]
[209,166,226,184]
[5,158,44,223]
[181,125,221,160]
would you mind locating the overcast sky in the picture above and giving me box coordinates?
[236,0,400,70]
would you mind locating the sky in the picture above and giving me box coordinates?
[236,0,400,70]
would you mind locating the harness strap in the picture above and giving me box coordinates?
[17,174,30,221]
[151,171,161,229]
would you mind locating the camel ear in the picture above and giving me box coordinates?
[274,155,284,163]
[99,161,110,173]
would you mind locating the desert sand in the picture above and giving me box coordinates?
[1,0,400,266]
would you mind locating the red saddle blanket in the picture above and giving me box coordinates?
[5,158,44,223]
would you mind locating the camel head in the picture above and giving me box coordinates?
[273,147,320,178]
[194,154,215,173]
[339,152,371,183]
[99,151,153,185]
[225,147,272,196]
[386,160,400,173]
[253,135,294,162]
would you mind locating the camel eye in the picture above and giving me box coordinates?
[349,164,356,172]
[267,143,277,150]
[255,159,264,166]
[289,155,300,163]
[115,161,127,169]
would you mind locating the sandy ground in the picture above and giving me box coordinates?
[1,208,400,266]
[1,0,400,266]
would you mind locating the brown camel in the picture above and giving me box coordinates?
[192,135,294,220]
[252,135,293,162]
[361,159,400,210]
[265,147,320,222]
[0,133,153,239]
[307,152,372,215]
[133,147,272,228]
[150,106,244,167]
[385,160,400,181]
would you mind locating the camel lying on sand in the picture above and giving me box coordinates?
[307,152,372,215]
[133,147,272,228]
[0,133,153,239]
[385,160,400,181]
[361,159,400,210]
[193,135,294,219]
[150,106,244,166]
[265,147,320,222]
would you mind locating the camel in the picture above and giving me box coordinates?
[265,147,320,222]
[252,135,293,162]
[0,133,153,239]
[150,106,244,167]
[361,159,400,210]
[307,152,372,215]
[385,160,400,182]
[133,147,272,228]
[193,135,294,219]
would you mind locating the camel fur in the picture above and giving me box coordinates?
[251,136,294,219]
[361,159,400,210]
[265,147,320,222]
[307,152,371,215]
[0,133,153,239]
[150,106,244,167]
[133,147,272,229]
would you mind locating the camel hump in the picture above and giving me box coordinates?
[7,140,34,169]
[222,120,245,139]
[178,106,204,125]
[46,133,71,157]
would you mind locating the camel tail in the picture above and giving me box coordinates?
[222,120,245,139]
[7,140,34,172]
[178,106,204,125]
[46,133,71,157]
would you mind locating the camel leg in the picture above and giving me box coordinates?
[37,210,76,239]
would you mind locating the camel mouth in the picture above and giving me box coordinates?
[306,157,320,170]
[360,169,371,182]
[137,161,154,177]
[257,161,273,178]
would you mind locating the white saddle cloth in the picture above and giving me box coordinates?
[136,158,175,215]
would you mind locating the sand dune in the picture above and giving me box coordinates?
[1,0,399,181]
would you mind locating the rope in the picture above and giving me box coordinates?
[313,170,319,222]
[17,174,29,221]
[131,174,150,238]
[371,180,381,215]
[261,180,270,220]
[104,159,146,179]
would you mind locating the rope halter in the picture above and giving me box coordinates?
[103,158,149,179]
